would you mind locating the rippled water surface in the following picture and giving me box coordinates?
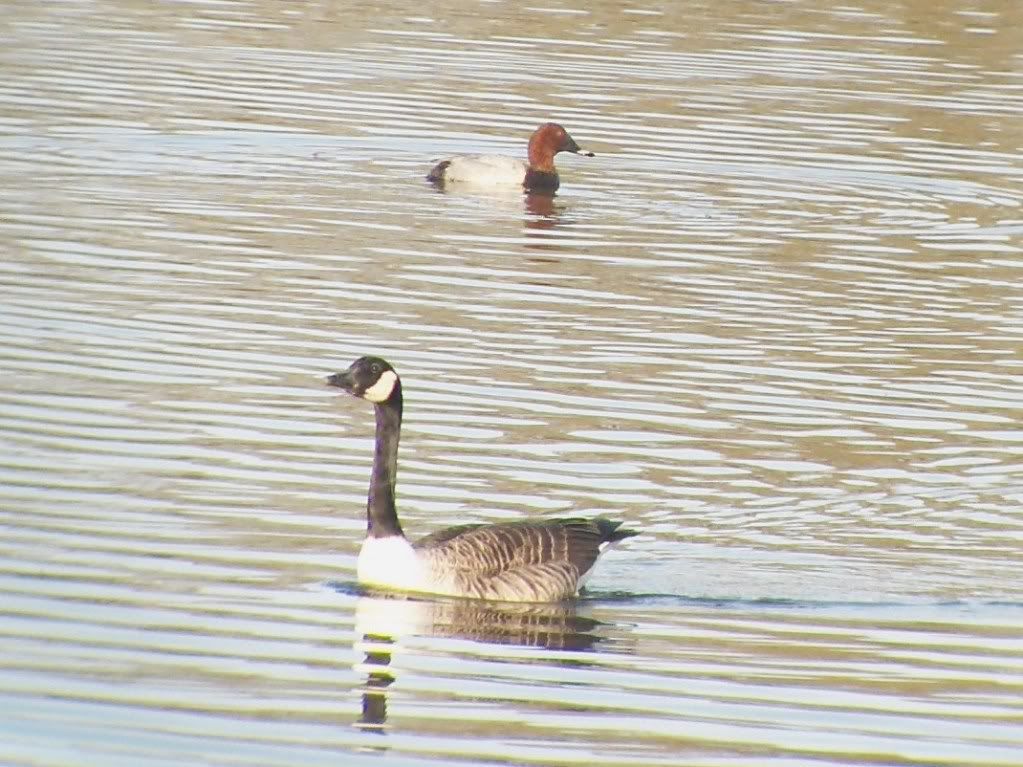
[2,0,1022,764]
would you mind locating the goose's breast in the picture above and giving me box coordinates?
[357,536,427,592]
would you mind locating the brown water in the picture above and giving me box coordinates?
[2,0,1022,765]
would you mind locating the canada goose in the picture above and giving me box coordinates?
[327,356,638,602]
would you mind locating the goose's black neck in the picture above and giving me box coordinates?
[367,382,404,539]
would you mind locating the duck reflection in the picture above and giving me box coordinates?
[427,182,566,231]
[523,191,558,223]
[353,593,606,732]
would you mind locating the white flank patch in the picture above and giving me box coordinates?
[358,535,425,592]
[579,538,627,591]
[574,566,594,593]
[362,369,397,403]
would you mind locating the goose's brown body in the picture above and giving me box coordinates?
[415,518,635,601]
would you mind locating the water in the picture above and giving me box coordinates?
[2,0,1022,764]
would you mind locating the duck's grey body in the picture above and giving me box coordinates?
[329,356,638,603]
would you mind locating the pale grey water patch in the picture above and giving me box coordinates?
[2,0,1023,764]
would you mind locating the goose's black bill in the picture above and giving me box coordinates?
[327,370,354,392]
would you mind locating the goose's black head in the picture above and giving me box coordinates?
[327,356,400,404]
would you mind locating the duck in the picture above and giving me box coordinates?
[327,355,637,602]
[426,122,594,193]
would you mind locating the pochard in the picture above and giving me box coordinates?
[427,122,594,192]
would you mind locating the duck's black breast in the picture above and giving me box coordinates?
[524,168,559,193]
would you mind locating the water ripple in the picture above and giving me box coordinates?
[2,0,1022,764]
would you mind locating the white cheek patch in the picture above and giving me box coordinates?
[362,370,397,403]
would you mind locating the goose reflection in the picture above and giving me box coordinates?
[353,593,607,732]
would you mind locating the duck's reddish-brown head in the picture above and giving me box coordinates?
[527,123,594,172]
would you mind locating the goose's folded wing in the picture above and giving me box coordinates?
[415,518,615,576]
